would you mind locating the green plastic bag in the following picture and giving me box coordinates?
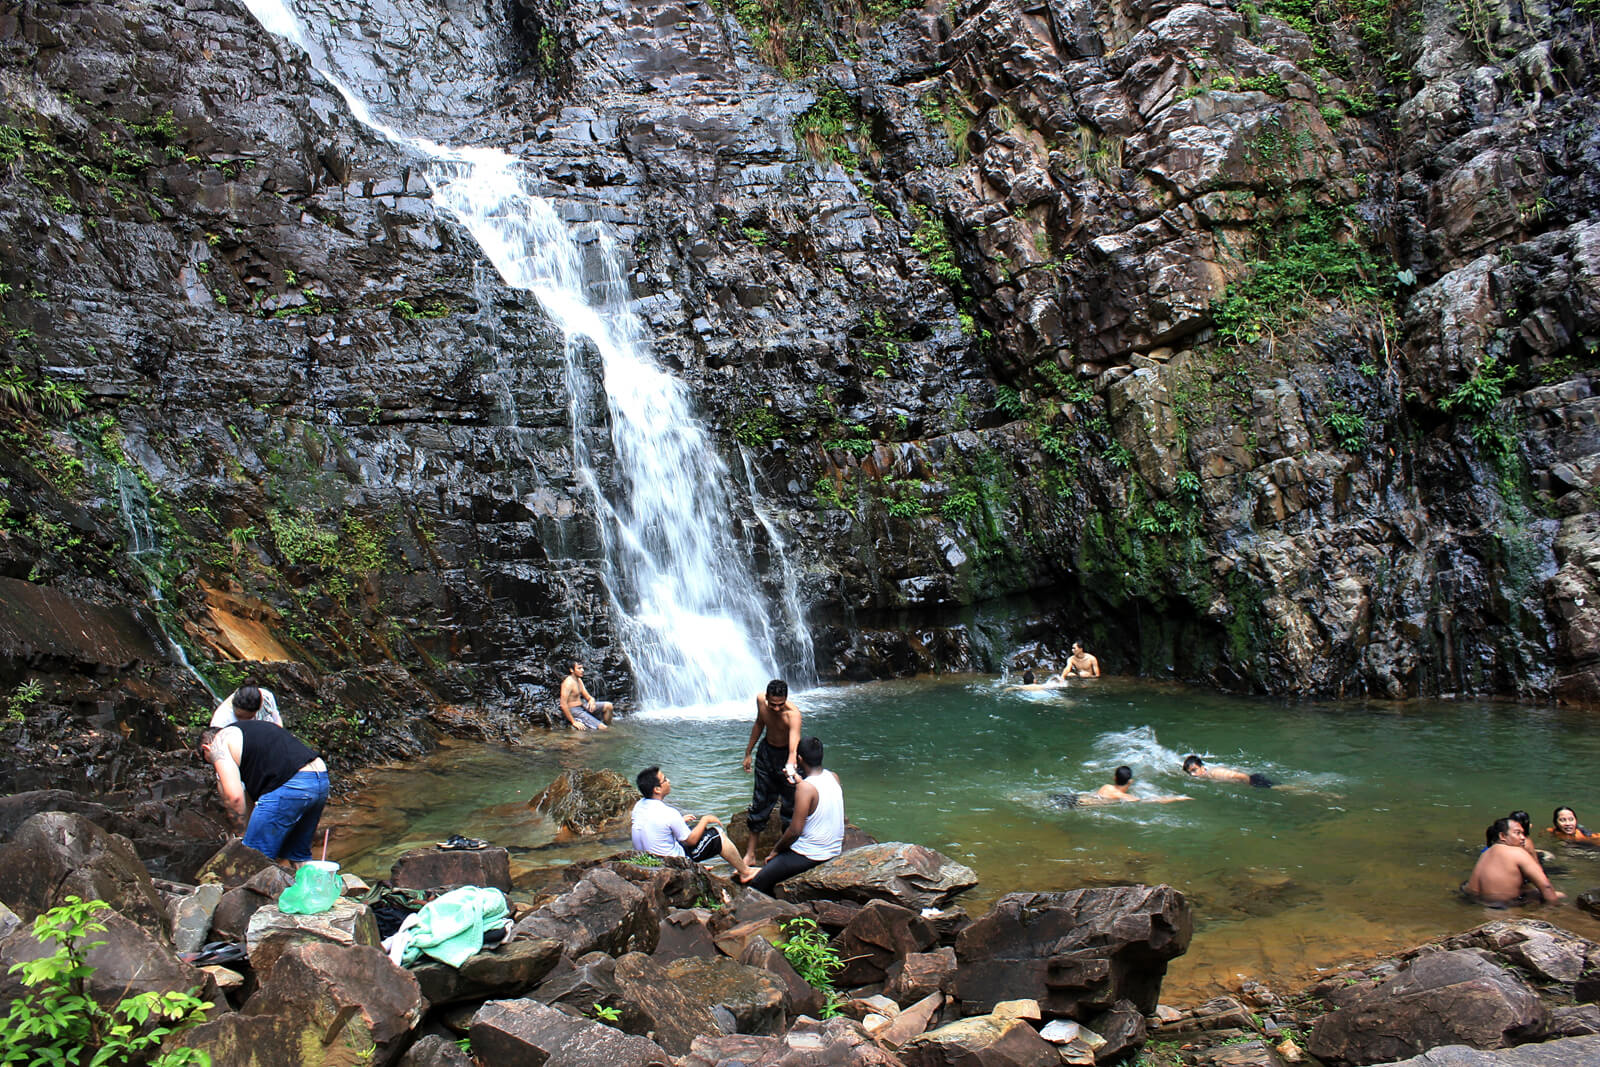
[279,861,342,915]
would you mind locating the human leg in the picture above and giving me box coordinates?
[745,744,785,862]
[748,849,819,896]
[243,771,329,862]
[598,702,614,725]
[570,705,602,730]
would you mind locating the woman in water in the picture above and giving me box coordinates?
[1550,806,1600,843]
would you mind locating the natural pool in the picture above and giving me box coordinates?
[324,675,1600,1000]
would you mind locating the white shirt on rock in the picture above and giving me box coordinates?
[630,797,689,858]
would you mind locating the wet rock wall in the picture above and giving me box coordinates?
[0,0,1597,785]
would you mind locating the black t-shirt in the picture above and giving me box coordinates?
[232,719,319,801]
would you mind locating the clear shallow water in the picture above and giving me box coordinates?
[324,676,1600,1000]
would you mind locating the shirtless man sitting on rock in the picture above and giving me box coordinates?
[560,660,613,731]
[1465,817,1564,906]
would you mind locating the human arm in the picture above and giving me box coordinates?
[741,706,763,771]
[782,706,800,780]
[1088,657,1100,677]
[209,729,248,831]
[1516,851,1564,902]
[767,780,818,860]
[683,814,720,848]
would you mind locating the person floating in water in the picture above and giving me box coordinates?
[1183,754,1274,789]
[1005,668,1059,692]
[1055,765,1189,808]
[1550,806,1600,843]
[630,765,760,884]
[1058,642,1100,679]
[1464,816,1564,906]
[560,659,613,731]
[741,678,800,866]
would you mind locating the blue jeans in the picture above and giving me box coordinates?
[244,770,329,863]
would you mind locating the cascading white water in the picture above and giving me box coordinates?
[240,0,808,707]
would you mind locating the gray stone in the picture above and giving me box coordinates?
[245,899,381,977]
[470,998,673,1066]
[779,844,978,910]
[171,882,225,955]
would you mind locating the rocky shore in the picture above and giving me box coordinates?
[2,777,1598,1066]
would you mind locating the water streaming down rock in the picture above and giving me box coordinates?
[239,0,808,707]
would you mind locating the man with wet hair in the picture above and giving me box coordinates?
[740,678,800,865]
[1183,754,1274,789]
[1059,642,1101,679]
[1060,765,1189,808]
[199,700,329,867]
[749,737,844,896]
[630,765,758,883]
[1466,817,1563,905]
[210,682,282,727]
[560,660,613,731]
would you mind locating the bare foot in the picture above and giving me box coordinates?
[738,867,762,885]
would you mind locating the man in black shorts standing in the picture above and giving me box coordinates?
[740,678,800,866]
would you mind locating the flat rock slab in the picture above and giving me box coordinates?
[391,846,512,891]
[246,899,380,976]
[194,838,276,888]
[663,955,788,1035]
[780,843,978,910]
[470,998,672,1066]
[1371,1034,1600,1065]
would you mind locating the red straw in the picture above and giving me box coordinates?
[321,828,330,862]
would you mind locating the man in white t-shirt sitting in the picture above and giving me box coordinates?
[630,766,760,884]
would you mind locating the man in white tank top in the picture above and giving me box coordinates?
[749,736,844,896]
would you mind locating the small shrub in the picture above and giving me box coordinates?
[779,917,843,989]
[2,896,213,1066]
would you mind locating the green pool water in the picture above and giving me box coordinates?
[325,675,1600,999]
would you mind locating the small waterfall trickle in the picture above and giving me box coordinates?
[240,0,810,707]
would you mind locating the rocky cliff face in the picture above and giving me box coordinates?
[0,0,1596,780]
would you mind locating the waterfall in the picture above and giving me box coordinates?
[239,0,810,707]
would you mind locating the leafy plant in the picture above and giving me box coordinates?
[590,1003,622,1023]
[1325,405,1368,452]
[6,679,43,722]
[734,408,781,447]
[626,852,664,868]
[2,896,212,1066]
[1440,353,1515,420]
[779,917,843,990]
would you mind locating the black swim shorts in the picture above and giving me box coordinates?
[688,825,724,864]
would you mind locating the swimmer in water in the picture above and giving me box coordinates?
[1464,816,1564,906]
[1182,754,1275,789]
[1005,668,1062,692]
[1056,765,1190,808]
[1057,642,1100,680]
[1550,806,1600,844]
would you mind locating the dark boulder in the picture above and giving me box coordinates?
[739,935,826,1019]
[411,936,564,1007]
[886,948,958,1005]
[567,853,719,910]
[175,942,423,1065]
[780,844,977,910]
[1084,998,1148,1061]
[663,955,789,1035]
[243,899,381,977]
[193,838,276,889]
[0,811,169,936]
[512,867,660,957]
[613,951,729,1055]
[397,1034,475,1067]
[1367,1033,1600,1065]
[209,864,293,943]
[470,997,672,1066]
[390,846,512,892]
[1307,949,1547,1065]
[653,907,721,961]
[953,886,1192,1017]
[835,901,938,988]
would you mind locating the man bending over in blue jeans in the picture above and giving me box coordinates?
[750,736,844,896]
[200,698,329,867]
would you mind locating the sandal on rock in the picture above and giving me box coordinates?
[437,834,488,851]
[182,941,248,967]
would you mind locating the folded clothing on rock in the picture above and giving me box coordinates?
[381,885,511,969]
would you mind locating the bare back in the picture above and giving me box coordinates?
[1466,843,1545,902]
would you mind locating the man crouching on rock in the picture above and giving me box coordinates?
[749,737,844,896]
[631,766,760,884]
[199,686,330,868]
[1465,816,1564,906]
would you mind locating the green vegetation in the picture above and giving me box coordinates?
[267,510,387,604]
[590,1003,622,1023]
[733,407,782,447]
[1257,0,1400,79]
[1325,404,1368,451]
[2,897,212,1066]
[1213,206,1391,346]
[883,479,931,519]
[0,366,87,420]
[779,918,844,1017]
[5,679,42,722]
[626,852,665,867]
[909,204,961,286]
[392,298,452,320]
[793,86,868,167]
[919,90,973,163]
